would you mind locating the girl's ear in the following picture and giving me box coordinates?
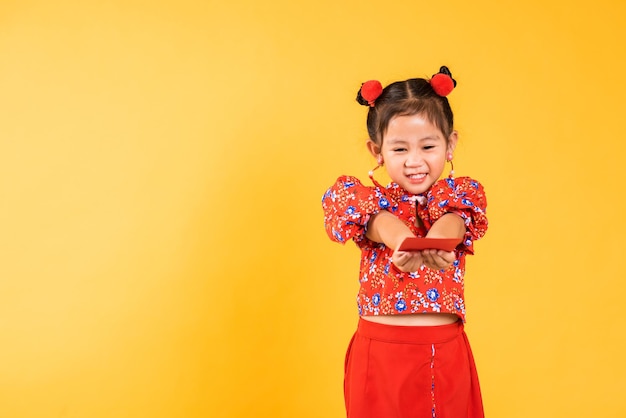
[447,131,459,154]
[367,140,382,161]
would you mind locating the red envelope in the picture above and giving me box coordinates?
[397,237,461,252]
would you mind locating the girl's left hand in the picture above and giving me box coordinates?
[420,249,456,270]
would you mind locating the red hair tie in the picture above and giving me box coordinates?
[358,80,383,107]
[430,66,457,97]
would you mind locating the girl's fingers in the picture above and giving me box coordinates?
[438,250,456,263]
[422,249,455,270]
[393,250,424,272]
[422,249,437,266]
[394,251,408,263]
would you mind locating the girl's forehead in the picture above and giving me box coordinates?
[385,114,443,135]
[389,112,435,124]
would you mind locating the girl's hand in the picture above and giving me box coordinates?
[392,248,456,272]
[392,249,424,273]
[421,249,456,270]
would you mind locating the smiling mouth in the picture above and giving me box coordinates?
[407,173,427,180]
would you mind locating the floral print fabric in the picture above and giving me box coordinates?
[322,175,488,321]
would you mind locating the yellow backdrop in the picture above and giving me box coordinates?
[1,0,625,417]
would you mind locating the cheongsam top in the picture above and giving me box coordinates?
[322,175,488,321]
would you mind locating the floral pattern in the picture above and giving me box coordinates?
[322,175,488,321]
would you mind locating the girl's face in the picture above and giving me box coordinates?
[368,113,457,195]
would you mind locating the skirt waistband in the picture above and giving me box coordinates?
[357,317,464,345]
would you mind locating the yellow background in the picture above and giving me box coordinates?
[1,0,625,417]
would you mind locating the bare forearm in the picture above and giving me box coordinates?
[365,211,414,250]
[427,213,466,239]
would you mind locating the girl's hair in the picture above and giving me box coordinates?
[358,78,455,146]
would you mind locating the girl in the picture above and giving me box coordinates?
[322,66,488,418]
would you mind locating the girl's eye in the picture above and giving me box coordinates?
[423,145,435,150]
[393,148,407,152]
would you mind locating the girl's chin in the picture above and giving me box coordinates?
[399,182,432,195]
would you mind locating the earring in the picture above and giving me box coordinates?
[368,158,384,182]
[446,153,455,179]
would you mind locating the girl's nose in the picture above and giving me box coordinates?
[404,153,422,168]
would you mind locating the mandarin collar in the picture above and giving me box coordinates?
[381,182,428,206]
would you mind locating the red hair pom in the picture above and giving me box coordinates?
[430,73,455,97]
[360,80,383,107]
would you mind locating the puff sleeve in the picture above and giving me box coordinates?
[322,176,391,245]
[427,176,488,254]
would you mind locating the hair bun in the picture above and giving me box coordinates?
[356,80,383,107]
[430,66,457,97]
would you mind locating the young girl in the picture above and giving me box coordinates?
[322,67,488,418]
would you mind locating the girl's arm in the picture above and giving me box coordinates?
[421,213,465,269]
[366,211,424,272]
[426,213,466,239]
[366,211,466,272]
[365,211,414,250]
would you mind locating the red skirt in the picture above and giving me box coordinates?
[344,318,484,418]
